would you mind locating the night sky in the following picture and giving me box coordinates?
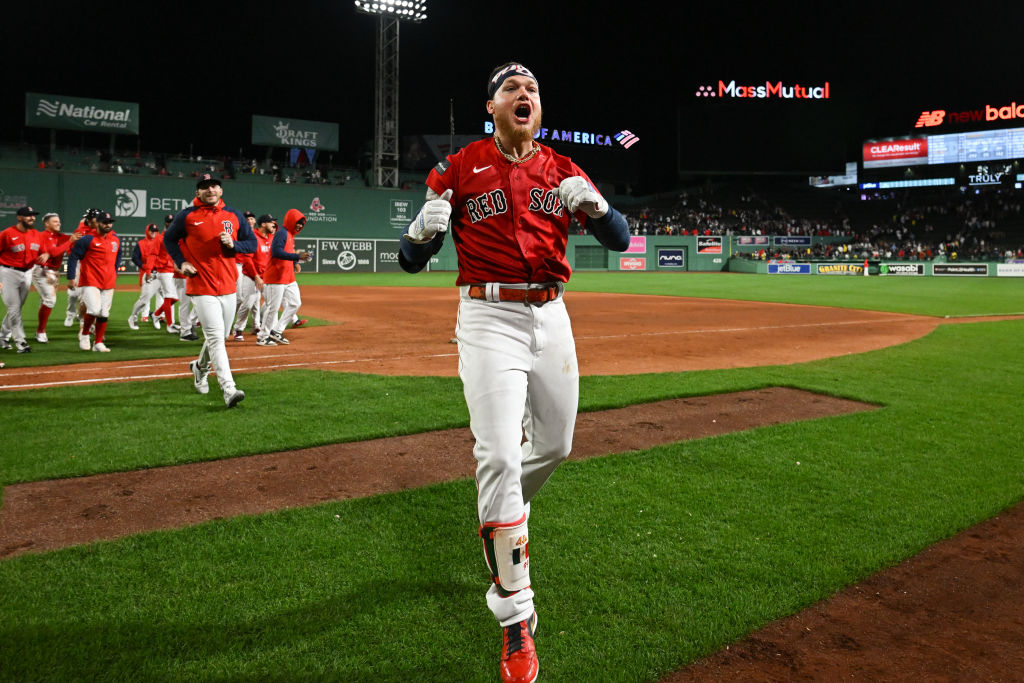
[8,2,1024,191]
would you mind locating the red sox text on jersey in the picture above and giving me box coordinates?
[425,138,597,286]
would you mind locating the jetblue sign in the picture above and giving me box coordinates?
[768,263,811,274]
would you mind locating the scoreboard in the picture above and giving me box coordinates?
[864,126,1024,169]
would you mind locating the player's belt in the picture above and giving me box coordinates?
[467,284,561,305]
[0,264,32,272]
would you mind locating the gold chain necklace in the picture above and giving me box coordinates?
[494,136,540,164]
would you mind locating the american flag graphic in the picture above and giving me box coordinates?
[615,130,639,149]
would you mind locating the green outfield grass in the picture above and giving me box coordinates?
[2,273,1023,682]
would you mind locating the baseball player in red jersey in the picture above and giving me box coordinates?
[232,214,275,341]
[128,223,164,330]
[64,208,102,327]
[399,62,630,683]
[164,173,256,408]
[257,209,310,346]
[67,211,122,352]
[31,212,74,343]
[0,206,44,353]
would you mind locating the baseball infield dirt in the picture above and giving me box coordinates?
[2,285,1022,681]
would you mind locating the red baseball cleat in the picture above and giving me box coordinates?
[292,318,308,328]
[500,612,538,683]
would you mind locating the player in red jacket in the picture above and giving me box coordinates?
[164,174,256,408]
[128,223,165,330]
[399,62,630,683]
[64,208,103,327]
[68,211,122,352]
[232,213,275,340]
[257,208,310,346]
[0,206,43,353]
[30,212,74,343]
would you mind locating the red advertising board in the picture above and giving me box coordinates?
[619,257,646,271]
[863,138,928,168]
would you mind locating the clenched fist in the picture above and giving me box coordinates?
[405,189,453,243]
[558,176,608,218]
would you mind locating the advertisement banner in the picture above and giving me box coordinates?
[624,235,646,254]
[736,236,769,245]
[934,263,989,276]
[619,256,646,271]
[696,236,722,254]
[816,263,866,275]
[768,263,810,274]
[657,249,685,269]
[879,263,925,276]
[26,92,140,134]
[773,235,811,246]
[252,115,339,151]
[862,137,928,168]
[997,263,1024,277]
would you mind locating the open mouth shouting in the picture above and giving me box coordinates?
[514,102,532,124]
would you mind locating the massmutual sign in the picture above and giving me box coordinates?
[26,92,139,134]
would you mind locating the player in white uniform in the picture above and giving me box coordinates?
[399,62,630,683]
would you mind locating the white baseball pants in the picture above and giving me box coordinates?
[259,282,301,338]
[78,286,114,318]
[456,287,579,626]
[31,266,58,308]
[233,276,262,332]
[0,265,32,343]
[130,275,163,320]
[192,293,239,396]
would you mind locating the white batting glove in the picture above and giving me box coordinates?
[558,176,608,218]
[405,189,453,244]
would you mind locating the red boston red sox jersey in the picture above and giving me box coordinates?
[425,138,596,285]
[40,231,73,271]
[241,230,273,279]
[0,227,41,269]
[70,232,122,289]
[164,198,251,296]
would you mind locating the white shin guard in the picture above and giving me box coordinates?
[480,517,531,597]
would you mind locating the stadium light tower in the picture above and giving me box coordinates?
[354,1,428,188]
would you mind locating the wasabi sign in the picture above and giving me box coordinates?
[252,115,339,151]
[26,92,139,134]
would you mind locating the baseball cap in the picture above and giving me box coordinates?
[146,222,161,232]
[257,213,275,225]
[164,213,175,224]
[16,206,39,217]
[243,210,256,219]
[83,208,103,220]
[196,173,222,189]
[96,211,115,224]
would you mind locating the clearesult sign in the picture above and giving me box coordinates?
[26,92,139,134]
[252,115,339,151]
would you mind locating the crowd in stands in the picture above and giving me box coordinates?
[20,144,367,187]
[618,183,1024,263]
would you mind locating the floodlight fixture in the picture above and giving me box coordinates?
[354,1,427,23]
[354,1,428,187]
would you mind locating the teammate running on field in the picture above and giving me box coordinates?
[31,212,75,344]
[398,62,630,683]
[232,213,275,341]
[128,223,165,330]
[257,209,310,346]
[0,206,43,353]
[164,173,256,408]
[68,211,122,352]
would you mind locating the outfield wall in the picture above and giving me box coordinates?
[4,168,1018,277]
